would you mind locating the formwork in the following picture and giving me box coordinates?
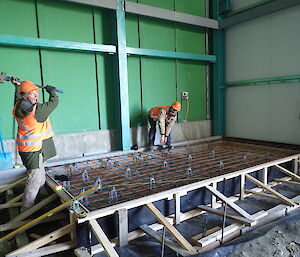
[3,137,300,257]
[43,137,300,256]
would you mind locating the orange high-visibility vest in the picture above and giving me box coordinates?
[12,102,54,152]
[149,106,169,121]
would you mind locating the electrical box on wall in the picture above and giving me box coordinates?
[182,92,189,100]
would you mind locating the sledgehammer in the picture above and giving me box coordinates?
[0,72,64,94]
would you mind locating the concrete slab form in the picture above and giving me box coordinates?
[46,138,299,213]
[43,138,300,256]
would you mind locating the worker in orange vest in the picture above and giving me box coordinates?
[148,101,181,148]
[12,79,58,211]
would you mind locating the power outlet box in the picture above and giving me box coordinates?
[182,91,189,100]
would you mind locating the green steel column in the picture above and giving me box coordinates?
[212,0,225,136]
[115,0,131,150]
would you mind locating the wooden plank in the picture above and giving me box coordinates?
[0,212,67,232]
[240,174,245,200]
[69,210,77,245]
[211,182,217,208]
[274,178,300,186]
[117,209,128,247]
[190,226,220,243]
[245,174,297,207]
[146,202,197,254]
[6,241,75,257]
[173,193,181,225]
[0,202,22,209]
[7,224,74,256]
[89,219,119,257]
[140,224,190,257]
[6,193,23,204]
[205,185,253,220]
[263,167,268,185]
[29,233,56,245]
[7,194,58,224]
[274,164,300,181]
[0,177,26,194]
[244,189,281,201]
[197,205,254,226]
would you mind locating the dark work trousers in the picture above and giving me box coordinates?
[148,115,171,146]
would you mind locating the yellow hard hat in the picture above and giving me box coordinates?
[20,80,39,93]
[171,101,181,111]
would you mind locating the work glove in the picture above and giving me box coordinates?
[11,76,20,86]
[45,85,56,93]
[20,99,34,112]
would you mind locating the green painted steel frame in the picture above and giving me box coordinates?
[127,47,216,62]
[212,0,225,136]
[226,75,300,88]
[0,34,117,53]
[115,0,131,151]
[0,34,216,63]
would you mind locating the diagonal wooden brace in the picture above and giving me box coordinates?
[274,164,300,181]
[245,174,297,207]
[205,185,253,220]
[146,202,197,255]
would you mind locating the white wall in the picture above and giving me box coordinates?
[225,5,300,145]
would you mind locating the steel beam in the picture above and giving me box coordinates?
[212,0,225,136]
[115,0,131,151]
[220,0,300,28]
[226,75,300,88]
[0,35,116,54]
[127,47,216,63]
[125,1,218,29]
[60,0,117,10]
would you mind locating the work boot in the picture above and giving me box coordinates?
[147,145,155,151]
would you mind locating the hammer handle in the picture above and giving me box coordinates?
[36,84,64,94]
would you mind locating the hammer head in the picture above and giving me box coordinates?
[0,72,6,83]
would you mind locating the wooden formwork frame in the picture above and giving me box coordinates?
[2,148,298,257]
[0,178,101,257]
[72,153,300,257]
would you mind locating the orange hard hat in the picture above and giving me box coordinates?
[20,80,39,93]
[171,101,181,111]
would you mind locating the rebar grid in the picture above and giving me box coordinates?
[46,139,297,211]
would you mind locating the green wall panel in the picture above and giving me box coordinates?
[37,1,99,134]
[37,0,94,43]
[126,14,139,48]
[94,9,115,130]
[96,55,116,130]
[94,9,113,45]
[0,0,37,37]
[175,0,205,16]
[0,0,40,140]
[128,57,146,127]
[139,17,175,51]
[176,24,205,54]
[40,50,99,134]
[177,61,206,122]
[141,59,176,112]
[138,0,175,51]
[139,0,174,10]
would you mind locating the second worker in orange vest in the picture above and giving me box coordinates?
[148,101,181,148]
[12,79,59,211]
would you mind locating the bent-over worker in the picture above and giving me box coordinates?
[12,79,58,211]
[148,101,181,148]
